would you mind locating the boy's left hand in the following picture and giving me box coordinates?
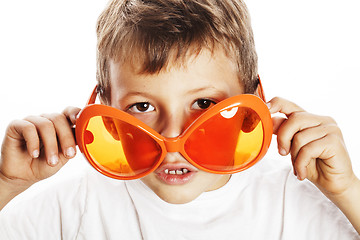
[268,97,358,198]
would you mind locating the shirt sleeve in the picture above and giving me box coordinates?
[0,170,88,240]
[281,170,360,240]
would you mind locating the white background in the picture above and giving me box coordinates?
[0,0,359,177]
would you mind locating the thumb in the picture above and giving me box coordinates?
[62,106,81,126]
[267,97,304,135]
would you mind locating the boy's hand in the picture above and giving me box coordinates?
[268,97,358,197]
[0,107,81,190]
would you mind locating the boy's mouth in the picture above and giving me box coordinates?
[155,163,198,185]
[164,168,189,175]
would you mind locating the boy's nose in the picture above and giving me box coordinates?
[158,112,187,139]
[158,112,194,164]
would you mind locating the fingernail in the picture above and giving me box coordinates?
[32,150,40,158]
[71,114,78,125]
[66,147,75,158]
[266,102,272,109]
[49,155,59,166]
[70,116,75,125]
[279,148,287,156]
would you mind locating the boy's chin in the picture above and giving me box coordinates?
[152,186,202,204]
[148,183,203,204]
[140,172,230,204]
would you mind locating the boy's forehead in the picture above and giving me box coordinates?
[108,47,244,97]
[111,46,238,76]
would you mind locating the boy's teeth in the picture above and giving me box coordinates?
[164,168,189,175]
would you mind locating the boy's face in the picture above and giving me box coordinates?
[108,48,245,204]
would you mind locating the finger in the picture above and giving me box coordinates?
[294,135,337,181]
[8,120,40,158]
[277,112,324,155]
[41,113,76,159]
[24,116,59,166]
[62,106,81,125]
[278,112,338,155]
[267,97,304,116]
[290,123,339,163]
[289,125,327,176]
[268,97,305,155]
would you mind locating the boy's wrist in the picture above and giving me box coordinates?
[325,176,360,234]
[326,176,360,203]
[0,171,32,210]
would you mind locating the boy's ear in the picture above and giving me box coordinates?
[97,84,111,105]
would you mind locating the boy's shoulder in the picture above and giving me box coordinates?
[1,155,130,210]
[0,156,131,239]
[241,156,359,239]
[243,156,328,204]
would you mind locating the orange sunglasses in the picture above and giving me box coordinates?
[76,80,273,180]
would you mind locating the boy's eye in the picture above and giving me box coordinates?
[128,102,155,113]
[192,99,216,110]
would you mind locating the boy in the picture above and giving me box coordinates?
[0,0,359,239]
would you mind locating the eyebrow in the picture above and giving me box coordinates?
[186,86,227,96]
[121,91,154,99]
[119,86,228,103]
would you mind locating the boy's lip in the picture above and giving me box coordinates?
[154,162,199,185]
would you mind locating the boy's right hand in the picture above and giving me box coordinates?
[0,107,81,191]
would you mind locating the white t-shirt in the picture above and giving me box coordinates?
[0,156,358,240]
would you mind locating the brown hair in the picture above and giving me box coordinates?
[96,0,258,103]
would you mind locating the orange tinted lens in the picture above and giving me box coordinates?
[83,116,162,178]
[184,106,264,172]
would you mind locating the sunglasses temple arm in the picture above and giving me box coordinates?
[86,86,98,105]
[257,75,266,102]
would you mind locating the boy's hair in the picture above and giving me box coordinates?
[96,0,258,103]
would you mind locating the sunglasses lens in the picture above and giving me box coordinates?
[82,116,162,178]
[184,106,264,172]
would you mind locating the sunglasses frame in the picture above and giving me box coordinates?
[76,80,273,180]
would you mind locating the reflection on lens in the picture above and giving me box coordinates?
[220,107,238,119]
[185,106,264,172]
[84,116,162,177]
[233,121,263,166]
